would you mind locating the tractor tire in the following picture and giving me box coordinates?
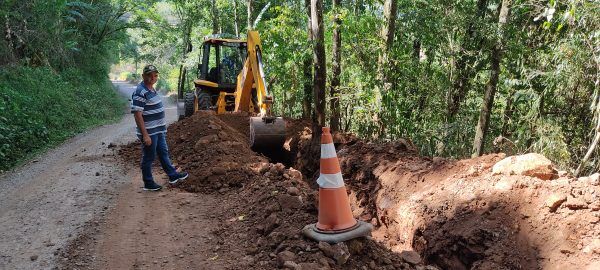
[184,92,196,117]
[197,91,212,110]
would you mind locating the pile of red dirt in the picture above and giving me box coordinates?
[119,111,600,269]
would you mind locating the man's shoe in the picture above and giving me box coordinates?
[169,172,189,185]
[143,181,163,191]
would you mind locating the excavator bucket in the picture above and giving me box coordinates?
[249,116,286,151]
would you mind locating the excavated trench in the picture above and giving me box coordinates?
[333,141,541,269]
[217,113,296,167]
[165,113,518,269]
[116,111,600,269]
[269,121,507,270]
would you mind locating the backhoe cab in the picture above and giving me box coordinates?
[177,31,285,151]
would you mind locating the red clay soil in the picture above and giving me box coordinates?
[335,143,600,270]
[109,111,600,269]
[116,111,423,269]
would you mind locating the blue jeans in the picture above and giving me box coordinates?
[141,133,177,183]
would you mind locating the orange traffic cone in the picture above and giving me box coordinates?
[303,127,372,243]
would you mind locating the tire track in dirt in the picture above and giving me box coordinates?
[84,177,224,270]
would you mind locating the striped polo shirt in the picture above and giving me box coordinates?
[131,83,166,138]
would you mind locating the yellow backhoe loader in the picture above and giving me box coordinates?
[176,31,285,151]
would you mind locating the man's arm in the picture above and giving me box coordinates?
[134,111,152,146]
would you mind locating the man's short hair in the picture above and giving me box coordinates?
[143,65,159,75]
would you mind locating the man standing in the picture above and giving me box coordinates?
[131,64,188,191]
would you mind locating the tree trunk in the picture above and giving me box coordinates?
[344,103,354,132]
[416,46,433,122]
[501,87,516,137]
[575,79,600,176]
[447,0,488,121]
[298,0,326,177]
[212,0,219,34]
[374,0,398,138]
[311,0,326,129]
[302,58,313,119]
[353,0,364,16]
[329,0,341,131]
[417,55,434,111]
[233,0,239,36]
[302,0,313,119]
[177,64,185,96]
[177,23,193,100]
[472,0,511,157]
[377,0,398,94]
[246,0,253,30]
[413,39,421,62]
[410,38,421,103]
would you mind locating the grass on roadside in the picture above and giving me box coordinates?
[0,66,127,172]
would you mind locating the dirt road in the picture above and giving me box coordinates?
[0,81,213,270]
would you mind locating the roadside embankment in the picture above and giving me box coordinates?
[0,67,126,171]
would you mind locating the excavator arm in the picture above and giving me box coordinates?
[233,31,285,150]
[234,31,269,115]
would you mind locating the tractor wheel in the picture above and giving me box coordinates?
[197,91,212,110]
[184,92,196,117]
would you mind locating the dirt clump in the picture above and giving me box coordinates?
[492,153,558,180]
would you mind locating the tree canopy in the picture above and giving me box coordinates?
[2,0,599,174]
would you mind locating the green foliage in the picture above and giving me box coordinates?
[125,72,139,82]
[260,3,311,116]
[156,77,172,92]
[0,0,134,171]
[531,119,572,168]
[117,0,599,172]
[0,67,126,171]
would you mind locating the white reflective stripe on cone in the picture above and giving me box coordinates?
[321,143,337,159]
[317,173,345,188]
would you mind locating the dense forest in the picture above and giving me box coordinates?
[1,0,599,175]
